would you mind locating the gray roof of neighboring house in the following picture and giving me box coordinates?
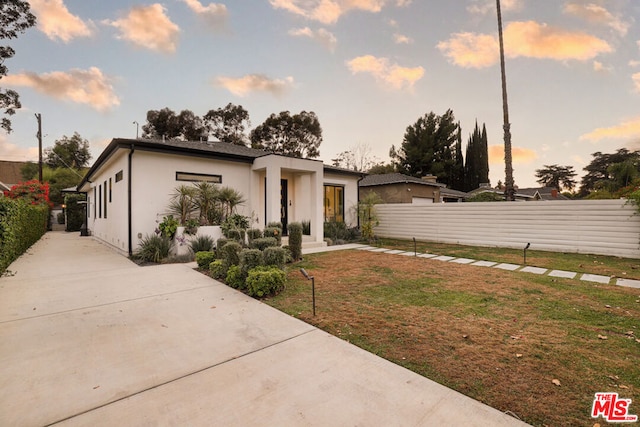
[517,187,570,200]
[0,160,28,187]
[360,173,446,188]
[440,187,468,198]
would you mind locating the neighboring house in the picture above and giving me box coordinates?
[77,138,362,255]
[468,184,569,201]
[0,160,29,193]
[359,173,467,204]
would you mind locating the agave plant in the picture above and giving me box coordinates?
[168,185,197,224]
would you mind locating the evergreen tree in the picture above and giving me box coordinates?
[464,121,490,191]
[450,122,465,191]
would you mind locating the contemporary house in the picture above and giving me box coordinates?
[359,173,467,204]
[77,138,363,255]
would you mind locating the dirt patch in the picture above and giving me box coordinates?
[269,250,640,427]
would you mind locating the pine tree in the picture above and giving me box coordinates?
[464,121,490,191]
[450,122,465,191]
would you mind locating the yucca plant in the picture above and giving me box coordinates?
[132,234,171,263]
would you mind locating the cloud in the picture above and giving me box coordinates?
[438,21,612,68]
[634,73,640,93]
[104,4,179,53]
[630,60,640,68]
[593,61,612,73]
[580,116,640,141]
[393,33,413,44]
[288,27,337,51]
[467,0,522,15]
[29,0,93,42]
[269,0,388,24]
[0,137,39,162]
[214,74,295,97]
[346,55,424,90]
[488,144,537,165]
[181,0,228,29]
[564,2,629,36]
[3,67,120,111]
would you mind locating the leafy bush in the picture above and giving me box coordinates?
[301,220,311,235]
[220,241,242,268]
[195,251,216,269]
[263,246,287,269]
[226,265,245,290]
[216,237,230,252]
[190,235,215,253]
[287,222,303,261]
[0,198,48,275]
[158,215,179,239]
[465,192,505,202]
[240,249,263,278]
[209,259,225,279]
[64,193,85,232]
[250,237,278,251]
[226,229,245,242]
[247,228,263,242]
[57,212,65,224]
[132,234,171,263]
[324,220,359,243]
[246,266,286,298]
[221,214,249,238]
[263,226,282,245]
[183,218,199,235]
[267,221,283,228]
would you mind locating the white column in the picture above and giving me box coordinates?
[265,164,281,226]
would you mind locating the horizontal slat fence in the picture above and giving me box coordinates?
[374,200,640,259]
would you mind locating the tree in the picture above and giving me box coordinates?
[535,164,577,192]
[20,161,38,180]
[332,142,379,171]
[203,103,251,145]
[142,108,206,141]
[390,109,459,186]
[450,123,465,191]
[367,162,396,174]
[44,133,91,169]
[250,111,322,158]
[580,149,640,196]
[1,0,36,133]
[178,109,207,141]
[464,121,490,191]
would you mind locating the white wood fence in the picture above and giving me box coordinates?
[373,199,640,259]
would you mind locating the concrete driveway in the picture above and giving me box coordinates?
[0,232,529,426]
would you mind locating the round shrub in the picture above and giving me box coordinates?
[56,212,65,224]
[226,265,245,290]
[209,259,226,279]
[246,266,286,298]
[263,246,286,269]
[287,222,303,261]
[247,228,262,242]
[221,241,242,268]
[250,237,278,251]
[263,226,282,245]
[195,251,216,269]
[240,249,263,278]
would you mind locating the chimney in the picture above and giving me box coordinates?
[421,175,437,183]
[551,189,558,198]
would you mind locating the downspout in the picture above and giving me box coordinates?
[128,144,134,256]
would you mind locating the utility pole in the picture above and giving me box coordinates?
[496,0,515,201]
[35,113,43,182]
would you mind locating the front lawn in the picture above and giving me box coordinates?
[265,248,640,427]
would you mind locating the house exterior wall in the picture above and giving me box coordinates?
[374,200,640,259]
[360,183,439,204]
[323,171,359,227]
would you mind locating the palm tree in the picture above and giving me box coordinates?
[216,186,246,220]
[193,181,219,225]
[496,0,515,201]
[168,185,197,224]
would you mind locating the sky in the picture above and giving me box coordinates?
[1,0,639,189]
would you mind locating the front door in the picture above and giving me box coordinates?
[281,179,288,235]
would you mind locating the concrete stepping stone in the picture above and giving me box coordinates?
[418,253,438,259]
[616,278,640,289]
[399,252,418,256]
[471,260,497,267]
[433,255,455,262]
[450,258,474,264]
[385,250,406,255]
[549,270,577,279]
[520,266,548,275]
[356,246,376,250]
[369,248,391,252]
[580,274,611,284]
[494,263,520,271]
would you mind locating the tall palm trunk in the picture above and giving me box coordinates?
[496,0,515,201]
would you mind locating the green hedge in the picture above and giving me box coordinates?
[0,197,49,274]
[64,193,86,232]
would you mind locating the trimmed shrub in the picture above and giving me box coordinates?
[195,251,216,269]
[247,228,262,242]
[263,226,282,245]
[64,193,86,232]
[263,246,286,269]
[209,259,225,279]
[250,237,278,251]
[0,198,49,274]
[57,212,65,224]
[132,234,171,263]
[246,266,286,298]
[226,265,245,289]
[267,221,283,229]
[220,241,242,268]
[226,229,245,242]
[216,237,230,252]
[287,222,303,261]
[239,249,263,278]
[189,235,215,253]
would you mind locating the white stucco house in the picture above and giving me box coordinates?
[77,138,363,255]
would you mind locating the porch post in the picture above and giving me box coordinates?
[310,171,323,243]
[265,164,281,226]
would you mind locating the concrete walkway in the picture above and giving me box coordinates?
[0,233,529,426]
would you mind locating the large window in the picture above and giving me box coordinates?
[324,185,344,222]
[176,172,222,183]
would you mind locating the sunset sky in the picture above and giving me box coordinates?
[2,0,639,188]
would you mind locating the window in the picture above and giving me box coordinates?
[109,178,112,203]
[98,185,102,218]
[103,180,107,218]
[176,172,222,183]
[324,185,344,222]
[115,170,123,182]
[93,188,97,219]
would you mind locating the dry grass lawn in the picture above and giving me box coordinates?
[266,250,640,427]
